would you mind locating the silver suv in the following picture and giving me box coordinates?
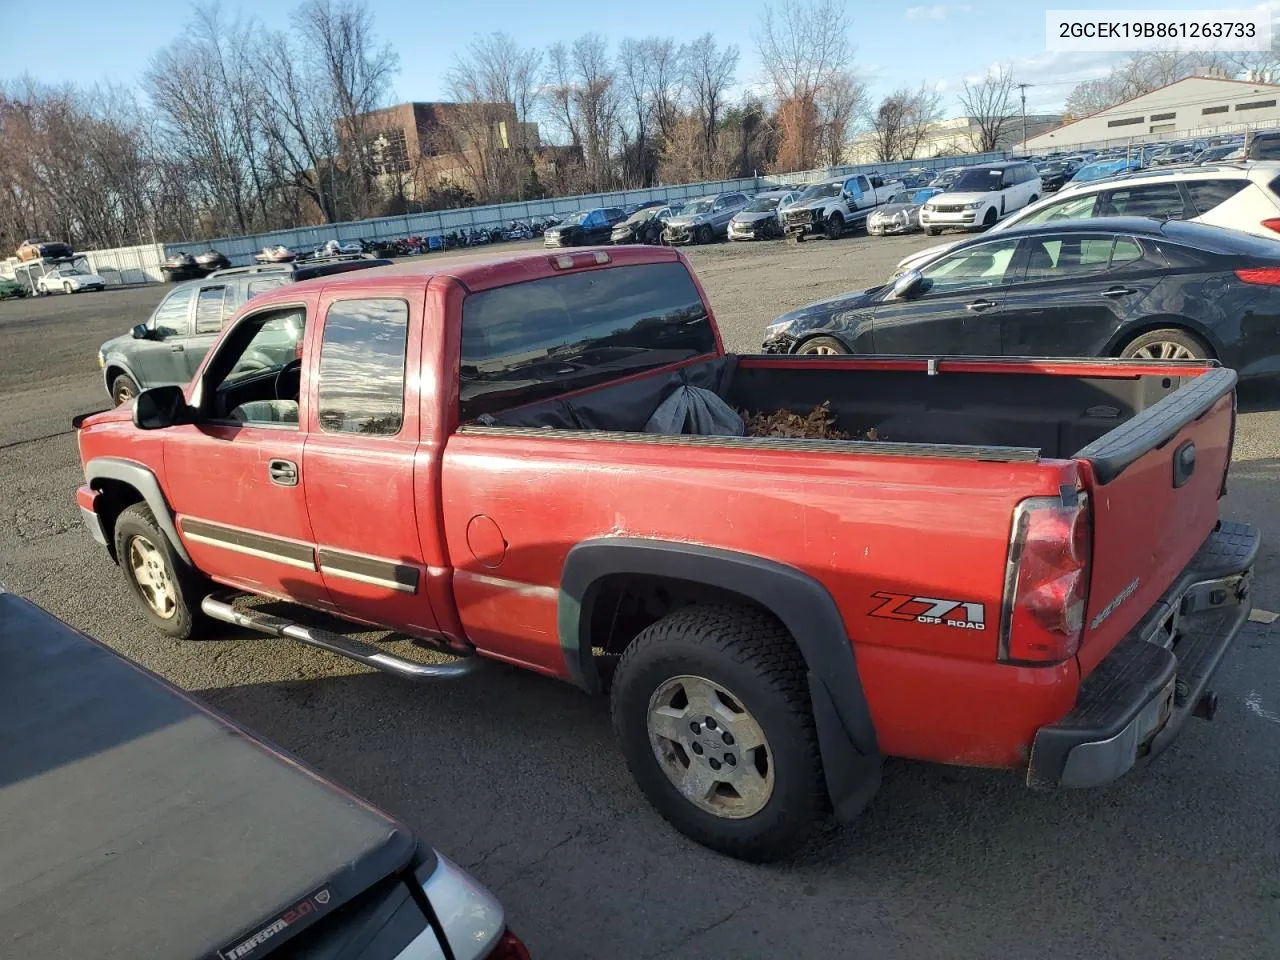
[98,258,389,405]
[662,192,752,244]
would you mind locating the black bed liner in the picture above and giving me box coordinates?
[0,591,417,960]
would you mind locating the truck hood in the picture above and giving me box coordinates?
[785,197,835,213]
[100,332,134,358]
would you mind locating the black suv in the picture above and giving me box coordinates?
[98,257,390,405]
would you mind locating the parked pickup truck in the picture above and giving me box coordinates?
[783,173,904,241]
[74,246,1258,862]
[0,587,529,960]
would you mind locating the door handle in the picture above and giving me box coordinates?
[966,299,996,312]
[170,344,185,352]
[1101,286,1137,298]
[268,459,299,487]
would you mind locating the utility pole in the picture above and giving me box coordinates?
[1017,82,1031,150]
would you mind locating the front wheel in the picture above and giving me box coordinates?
[925,226,940,236]
[64,282,75,295]
[1119,328,1210,362]
[114,502,213,640]
[796,335,849,356]
[611,606,828,861]
[825,214,844,241]
[110,373,139,406]
[696,225,713,245]
[982,207,998,228]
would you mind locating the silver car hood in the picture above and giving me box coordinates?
[665,215,708,228]
[732,211,776,223]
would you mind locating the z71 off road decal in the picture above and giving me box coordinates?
[869,592,986,631]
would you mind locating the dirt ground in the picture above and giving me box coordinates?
[3,232,1280,959]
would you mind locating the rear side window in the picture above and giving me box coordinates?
[1250,136,1280,159]
[316,299,409,436]
[248,276,288,298]
[1023,237,1113,281]
[460,262,717,421]
[194,286,226,333]
[1185,179,1249,215]
[1019,192,1100,225]
[1103,183,1189,219]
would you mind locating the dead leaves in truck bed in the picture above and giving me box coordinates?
[739,401,881,442]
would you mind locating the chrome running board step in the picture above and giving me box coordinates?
[201,592,481,681]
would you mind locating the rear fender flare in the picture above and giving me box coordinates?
[84,457,192,565]
[559,539,880,800]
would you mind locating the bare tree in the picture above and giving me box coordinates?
[816,70,866,167]
[866,85,942,162]
[643,37,683,143]
[617,38,653,186]
[960,66,1017,152]
[755,0,851,170]
[570,33,620,191]
[680,34,739,176]
[293,0,398,219]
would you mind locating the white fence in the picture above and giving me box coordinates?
[82,243,167,285]
[162,152,1010,268]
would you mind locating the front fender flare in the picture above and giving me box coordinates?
[84,457,191,565]
[559,538,881,820]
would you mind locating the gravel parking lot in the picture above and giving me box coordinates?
[4,234,1280,959]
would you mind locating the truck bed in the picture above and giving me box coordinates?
[479,353,1203,460]
[0,591,417,960]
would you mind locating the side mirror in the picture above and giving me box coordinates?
[132,385,191,430]
[888,270,923,301]
[131,323,150,340]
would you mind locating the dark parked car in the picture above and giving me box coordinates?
[927,167,964,190]
[611,204,675,244]
[1037,160,1076,192]
[543,207,626,247]
[99,257,391,405]
[1246,130,1280,160]
[163,249,231,281]
[762,217,1280,376]
[624,199,667,216]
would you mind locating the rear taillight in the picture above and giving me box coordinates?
[1261,218,1280,234]
[1234,266,1280,285]
[1000,494,1092,664]
[485,928,532,960]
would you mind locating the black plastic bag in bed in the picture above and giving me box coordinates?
[644,385,745,436]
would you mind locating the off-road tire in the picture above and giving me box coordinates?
[1119,328,1211,362]
[611,605,828,862]
[114,502,212,640]
[110,373,140,406]
[824,213,844,241]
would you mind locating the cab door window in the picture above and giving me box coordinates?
[150,288,195,338]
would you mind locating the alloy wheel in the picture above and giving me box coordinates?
[1129,340,1198,361]
[646,674,775,819]
[127,535,177,619]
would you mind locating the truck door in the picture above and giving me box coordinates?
[162,299,331,607]
[300,286,440,637]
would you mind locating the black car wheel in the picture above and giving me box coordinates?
[796,336,849,356]
[1120,328,1211,362]
[824,213,844,241]
[925,227,940,236]
[696,225,713,245]
[982,208,998,228]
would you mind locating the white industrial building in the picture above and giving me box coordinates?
[1024,76,1280,152]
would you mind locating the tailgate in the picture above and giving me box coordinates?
[1073,367,1237,674]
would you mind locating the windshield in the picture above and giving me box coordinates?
[951,168,1004,192]
[799,182,843,200]
[680,199,714,215]
[626,207,660,222]
[55,264,90,276]
[743,197,780,212]
[563,211,592,225]
[911,189,937,204]
[930,169,960,186]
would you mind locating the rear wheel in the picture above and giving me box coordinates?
[110,373,139,406]
[114,502,212,640]
[610,606,827,861]
[1119,328,1210,362]
[824,213,844,241]
[796,336,849,356]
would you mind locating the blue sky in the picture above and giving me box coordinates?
[1,0,1268,118]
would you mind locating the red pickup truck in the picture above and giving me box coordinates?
[75,246,1257,861]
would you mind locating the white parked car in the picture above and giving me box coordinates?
[897,160,1280,276]
[918,161,1041,235]
[36,262,106,295]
